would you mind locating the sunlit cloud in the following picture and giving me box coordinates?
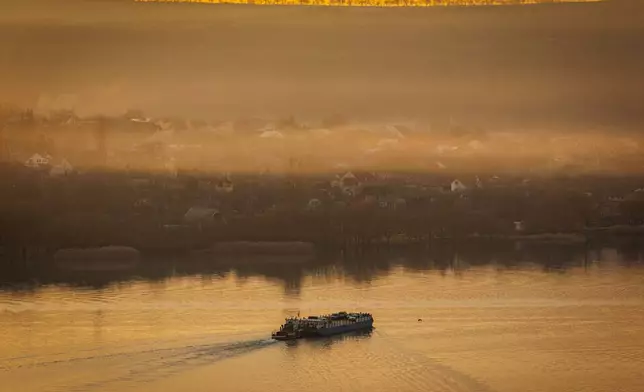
[135,0,603,7]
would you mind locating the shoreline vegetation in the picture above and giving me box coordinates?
[2,163,644,261]
[2,229,643,268]
[2,237,642,291]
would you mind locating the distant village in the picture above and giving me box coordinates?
[2,104,644,264]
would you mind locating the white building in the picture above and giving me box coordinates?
[215,178,234,193]
[25,153,50,168]
[451,179,467,192]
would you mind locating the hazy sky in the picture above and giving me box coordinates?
[1,0,643,128]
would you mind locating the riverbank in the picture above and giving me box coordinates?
[2,235,643,290]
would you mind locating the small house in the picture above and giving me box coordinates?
[514,221,525,232]
[215,177,234,194]
[25,153,50,169]
[451,179,467,192]
[340,171,360,188]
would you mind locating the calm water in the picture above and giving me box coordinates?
[2,248,644,392]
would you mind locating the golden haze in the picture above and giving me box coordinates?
[134,0,602,7]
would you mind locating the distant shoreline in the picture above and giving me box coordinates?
[4,230,642,263]
[133,0,601,7]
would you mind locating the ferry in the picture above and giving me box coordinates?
[271,311,374,341]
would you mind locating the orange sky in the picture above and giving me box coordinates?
[1,0,642,128]
[134,0,602,5]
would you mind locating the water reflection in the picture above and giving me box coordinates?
[288,329,374,351]
[2,243,643,392]
[1,240,643,294]
[93,309,104,343]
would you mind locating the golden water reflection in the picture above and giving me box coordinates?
[1,260,643,392]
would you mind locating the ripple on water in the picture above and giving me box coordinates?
[1,263,644,392]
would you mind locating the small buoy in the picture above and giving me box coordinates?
[418,318,423,322]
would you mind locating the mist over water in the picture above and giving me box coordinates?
[1,0,643,129]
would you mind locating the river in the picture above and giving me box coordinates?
[1,246,643,392]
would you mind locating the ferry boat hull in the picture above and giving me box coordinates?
[272,311,374,341]
[272,331,301,341]
[313,319,373,337]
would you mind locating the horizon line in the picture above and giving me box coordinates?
[133,0,603,7]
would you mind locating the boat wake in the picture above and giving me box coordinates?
[3,329,491,392]
[1,337,278,392]
[371,329,493,392]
